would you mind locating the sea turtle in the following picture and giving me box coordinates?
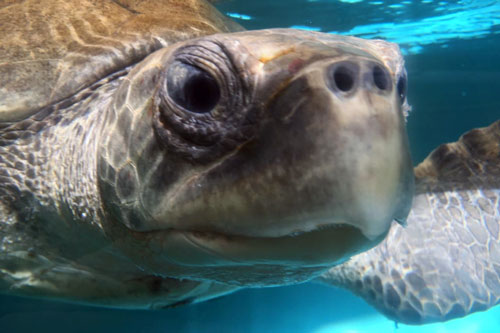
[0,0,497,326]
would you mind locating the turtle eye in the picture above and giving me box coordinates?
[167,62,221,113]
[397,74,407,102]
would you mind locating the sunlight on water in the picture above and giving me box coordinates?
[328,1,500,54]
[225,0,500,55]
[226,12,253,20]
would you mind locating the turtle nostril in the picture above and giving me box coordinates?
[372,65,390,91]
[328,62,359,93]
[334,66,354,92]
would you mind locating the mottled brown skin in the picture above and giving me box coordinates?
[319,120,500,324]
[0,0,413,307]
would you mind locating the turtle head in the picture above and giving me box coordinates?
[98,29,414,286]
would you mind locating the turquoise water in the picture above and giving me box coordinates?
[1,1,500,332]
[2,283,500,332]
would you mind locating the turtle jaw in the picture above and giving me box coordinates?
[142,223,383,268]
[121,223,385,286]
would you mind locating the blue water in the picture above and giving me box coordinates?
[2,283,500,332]
[1,1,500,332]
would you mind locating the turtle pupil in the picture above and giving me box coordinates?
[167,62,220,113]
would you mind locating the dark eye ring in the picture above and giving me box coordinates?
[167,62,221,114]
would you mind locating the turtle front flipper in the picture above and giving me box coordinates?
[317,119,500,324]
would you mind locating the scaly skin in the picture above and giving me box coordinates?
[318,120,500,324]
[0,72,238,307]
[0,0,242,307]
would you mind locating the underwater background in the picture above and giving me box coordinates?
[1,0,499,332]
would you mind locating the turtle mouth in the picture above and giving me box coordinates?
[148,222,384,268]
